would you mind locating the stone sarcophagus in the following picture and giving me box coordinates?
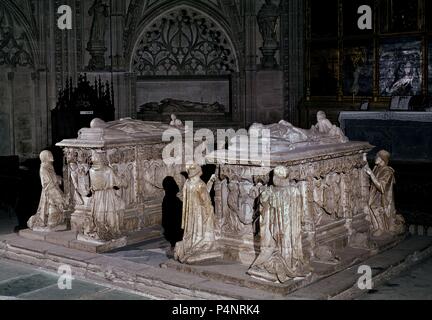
[57,118,185,246]
[206,115,375,271]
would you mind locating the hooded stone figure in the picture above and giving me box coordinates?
[365,150,406,237]
[28,150,66,230]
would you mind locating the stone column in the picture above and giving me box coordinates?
[110,0,126,70]
[254,0,284,123]
[280,0,305,126]
[7,71,15,155]
[124,72,137,119]
[244,0,258,126]
[31,71,41,156]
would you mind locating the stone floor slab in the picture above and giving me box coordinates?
[360,257,432,300]
[289,236,432,300]
[83,288,150,300]
[0,258,151,300]
[0,273,57,297]
[160,235,402,296]
[17,280,108,300]
[0,260,38,282]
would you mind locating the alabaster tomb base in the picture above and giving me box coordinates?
[55,118,186,246]
[207,141,376,266]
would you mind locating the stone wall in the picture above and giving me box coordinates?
[0,0,307,158]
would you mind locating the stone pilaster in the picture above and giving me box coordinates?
[110,0,126,71]
[244,0,258,125]
[281,0,305,126]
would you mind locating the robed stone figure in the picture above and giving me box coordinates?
[28,151,66,230]
[87,0,109,70]
[88,151,125,241]
[257,0,279,45]
[174,163,220,264]
[88,0,109,46]
[364,150,405,237]
[248,166,310,283]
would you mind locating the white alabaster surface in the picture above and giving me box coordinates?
[57,117,184,148]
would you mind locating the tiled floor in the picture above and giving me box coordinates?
[0,259,149,300]
[0,212,150,300]
[359,256,432,300]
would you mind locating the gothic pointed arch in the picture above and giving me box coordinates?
[0,0,39,68]
[128,2,240,76]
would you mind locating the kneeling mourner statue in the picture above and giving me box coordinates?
[28,150,67,231]
[364,150,406,237]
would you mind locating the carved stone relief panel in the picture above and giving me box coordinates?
[63,148,92,211]
[131,6,237,76]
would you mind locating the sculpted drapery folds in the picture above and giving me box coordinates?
[248,166,310,283]
[88,151,125,241]
[65,150,88,207]
[28,151,66,230]
[311,111,349,143]
[88,0,109,45]
[246,111,349,153]
[257,0,279,45]
[174,163,220,264]
[87,0,109,70]
[365,150,406,237]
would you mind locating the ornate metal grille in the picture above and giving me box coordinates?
[131,8,237,76]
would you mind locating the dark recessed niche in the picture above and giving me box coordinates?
[310,43,339,96]
[380,0,420,34]
[311,0,338,39]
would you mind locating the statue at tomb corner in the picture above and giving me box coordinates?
[248,166,311,283]
[27,151,67,231]
[86,150,125,241]
[311,111,349,143]
[364,150,406,238]
[87,0,109,70]
[174,163,221,264]
[169,114,184,128]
